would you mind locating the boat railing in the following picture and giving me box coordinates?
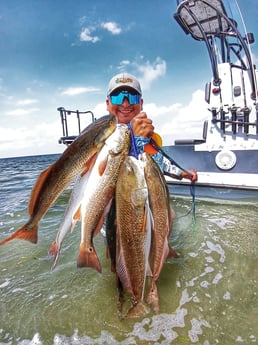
[57,107,95,145]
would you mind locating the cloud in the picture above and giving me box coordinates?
[101,22,121,35]
[116,57,167,89]
[6,108,40,116]
[61,86,100,96]
[79,16,87,26]
[80,27,100,43]
[17,99,39,106]
[148,89,208,145]
[79,21,122,44]
[0,121,64,158]
[0,89,209,158]
[92,102,107,117]
[119,60,130,67]
[137,57,166,89]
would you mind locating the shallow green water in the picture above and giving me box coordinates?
[0,155,258,344]
[1,195,258,345]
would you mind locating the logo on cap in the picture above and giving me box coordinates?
[115,77,134,84]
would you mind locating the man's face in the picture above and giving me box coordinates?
[106,87,143,124]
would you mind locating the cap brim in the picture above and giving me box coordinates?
[108,85,141,96]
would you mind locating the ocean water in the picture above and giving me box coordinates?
[0,154,258,345]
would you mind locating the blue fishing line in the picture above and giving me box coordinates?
[128,122,139,158]
[174,182,197,236]
[190,182,197,231]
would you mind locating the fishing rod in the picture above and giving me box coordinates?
[128,124,195,180]
[149,137,194,179]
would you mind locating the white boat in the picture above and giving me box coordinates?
[165,0,258,199]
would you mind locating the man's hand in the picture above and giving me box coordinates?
[180,169,198,182]
[131,112,154,138]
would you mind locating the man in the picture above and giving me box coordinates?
[106,72,197,181]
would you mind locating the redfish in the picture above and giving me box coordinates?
[77,124,130,272]
[116,155,151,318]
[0,115,116,246]
[141,152,178,313]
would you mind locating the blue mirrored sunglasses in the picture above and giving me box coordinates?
[109,90,141,105]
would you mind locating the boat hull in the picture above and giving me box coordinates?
[164,145,258,199]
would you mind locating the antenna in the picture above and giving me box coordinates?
[234,0,257,101]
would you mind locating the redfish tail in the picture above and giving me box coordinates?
[0,223,38,246]
[126,300,150,319]
[167,244,179,259]
[48,241,60,270]
[146,280,160,314]
[77,244,102,272]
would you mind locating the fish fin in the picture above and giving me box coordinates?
[28,164,54,215]
[0,223,38,246]
[147,263,152,277]
[116,226,135,294]
[70,205,82,233]
[141,200,153,233]
[126,300,149,319]
[151,238,173,281]
[72,206,81,224]
[170,207,176,220]
[146,280,160,313]
[98,156,108,176]
[167,244,179,259]
[108,256,116,273]
[116,251,133,295]
[81,153,98,177]
[48,240,57,256]
[77,243,102,272]
[48,241,60,270]
[110,261,116,273]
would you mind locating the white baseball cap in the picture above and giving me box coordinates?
[107,72,142,96]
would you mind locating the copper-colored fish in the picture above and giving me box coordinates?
[141,152,178,313]
[116,156,151,318]
[0,115,116,246]
[77,124,130,272]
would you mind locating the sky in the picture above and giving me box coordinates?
[0,0,257,158]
